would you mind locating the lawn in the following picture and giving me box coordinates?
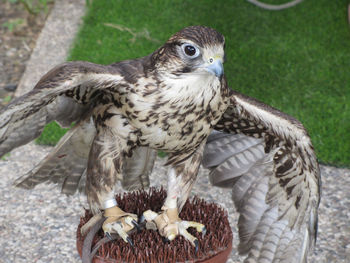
[37,0,350,167]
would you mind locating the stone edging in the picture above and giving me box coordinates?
[15,0,86,97]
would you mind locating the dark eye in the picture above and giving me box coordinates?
[185,45,196,56]
[181,43,200,58]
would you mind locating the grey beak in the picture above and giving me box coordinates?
[206,60,224,79]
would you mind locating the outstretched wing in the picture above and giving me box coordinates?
[203,90,320,263]
[1,59,157,194]
[0,61,126,157]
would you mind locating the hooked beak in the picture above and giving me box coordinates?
[206,59,224,79]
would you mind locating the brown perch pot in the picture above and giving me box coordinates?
[77,188,233,262]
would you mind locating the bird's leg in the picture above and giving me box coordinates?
[102,204,139,245]
[143,145,206,249]
[84,113,138,244]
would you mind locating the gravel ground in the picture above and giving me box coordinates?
[0,1,51,88]
[0,0,52,109]
[1,144,350,263]
[15,0,86,97]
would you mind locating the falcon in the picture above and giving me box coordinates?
[0,26,320,262]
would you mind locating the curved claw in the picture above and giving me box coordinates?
[179,227,197,247]
[126,236,134,247]
[139,214,146,223]
[162,237,170,244]
[132,219,141,232]
[105,231,113,240]
[143,209,206,251]
[103,217,137,244]
[202,226,207,238]
[194,239,199,254]
[178,221,206,249]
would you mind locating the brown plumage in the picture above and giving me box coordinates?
[0,26,320,262]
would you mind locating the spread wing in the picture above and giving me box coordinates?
[203,90,320,263]
[1,59,157,194]
[0,61,126,156]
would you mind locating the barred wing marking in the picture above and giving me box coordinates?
[2,60,157,194]
[204,132,265,188]
[0,105,47,156]
[0,61,123,157]
[203,91,320,262]
[14,117,95,195]
[14,115,157,195]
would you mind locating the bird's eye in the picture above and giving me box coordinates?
[181,44,200,58]
[184,45,196,56]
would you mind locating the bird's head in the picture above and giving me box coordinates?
[152,26,225,80]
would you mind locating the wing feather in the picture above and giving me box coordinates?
[0,61,124,157]
[204,132,266,188]
[203,90,320,262]
[2,59,157,194]
[13,117,95,194]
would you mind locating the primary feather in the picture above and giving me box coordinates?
[203,90,320,262]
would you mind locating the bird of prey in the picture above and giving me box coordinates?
[0,26,320,262]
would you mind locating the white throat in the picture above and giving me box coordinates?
[161,72,220,103]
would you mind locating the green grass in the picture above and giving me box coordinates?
[37,0,350,167]
[37,122,69,146]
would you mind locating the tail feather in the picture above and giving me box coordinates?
[121,147,157,191]
[69,147,157,195]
